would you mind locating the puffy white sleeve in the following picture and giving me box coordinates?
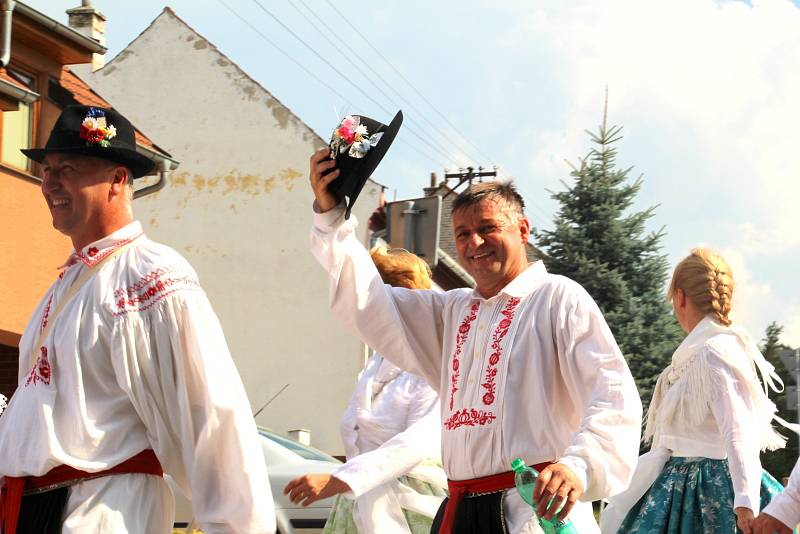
[763,458,800,528]
[110,287,275,534]
[552,280,644,501]
[706,348,763,512]
[331,373,441,497]
[310,203,447,389]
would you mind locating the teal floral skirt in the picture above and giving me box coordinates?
[618,456,793,533]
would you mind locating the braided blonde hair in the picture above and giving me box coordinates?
[370,245,432,290]
[668,248,734,326]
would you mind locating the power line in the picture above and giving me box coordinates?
[214,0,447,168]
[293,0,485,167]
[323,0,498,167]
[284,0,469,167]
[246,0,460,165]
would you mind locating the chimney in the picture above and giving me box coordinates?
[66,0,106,71]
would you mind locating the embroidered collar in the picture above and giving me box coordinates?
[469,261,547,301]
[59,221,144,270]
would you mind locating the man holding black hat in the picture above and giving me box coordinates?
[0,105,274,534]
[308,111,642,533]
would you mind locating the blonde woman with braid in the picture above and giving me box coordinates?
[602,248,793,534]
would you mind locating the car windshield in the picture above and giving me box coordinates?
[258,428,340,463]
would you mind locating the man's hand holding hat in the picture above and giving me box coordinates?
[309,148,340,213]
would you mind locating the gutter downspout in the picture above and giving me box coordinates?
[0,0,16,68]
[133,153,179,199]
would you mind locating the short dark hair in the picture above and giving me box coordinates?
[451,181,525,219]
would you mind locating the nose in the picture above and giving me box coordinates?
[467,232,485,249]
[41,169,61,194]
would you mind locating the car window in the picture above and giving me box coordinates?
[258,429,340,463]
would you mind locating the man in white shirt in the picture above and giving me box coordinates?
[0,105,275,534]
[307,146,643,534]
[752,459,800,534]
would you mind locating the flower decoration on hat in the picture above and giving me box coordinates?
[79,107,117,148]
[330,115,384,159]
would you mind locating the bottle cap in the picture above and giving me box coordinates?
[511,458,526,471]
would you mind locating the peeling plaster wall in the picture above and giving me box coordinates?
[86,9,382,454]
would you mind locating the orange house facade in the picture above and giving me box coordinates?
[0,2,175,399]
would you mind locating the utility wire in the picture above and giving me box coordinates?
[323,0,498,167]
[247,0,459,165]
[284,0,468,166]
[215,0,447,169]
[294,0,484,167]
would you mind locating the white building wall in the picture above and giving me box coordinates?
[85,9,382,454]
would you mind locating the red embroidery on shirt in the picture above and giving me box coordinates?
[449,302,480,411]
[113,267,200,315]
[75,233,142,267]
[25,346,52,387]
[40,293,54,333]
[481,297,521,406]
[443,408,496,430]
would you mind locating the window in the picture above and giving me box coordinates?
[1,67,36,171]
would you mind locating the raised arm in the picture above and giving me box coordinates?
[308,148,445,386]
[111,287,275,534]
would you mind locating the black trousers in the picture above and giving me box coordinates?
[430,491,508,534]
[13,486,69,534]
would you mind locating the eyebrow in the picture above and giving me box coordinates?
[454,218,499,231]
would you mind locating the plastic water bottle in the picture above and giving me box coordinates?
[511,458,579,534]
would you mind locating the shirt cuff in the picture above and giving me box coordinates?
[330,463,366,499]
[733,493,757,513]
[312,200,347,226]
[763,493,800,530]
[556,455,589,497]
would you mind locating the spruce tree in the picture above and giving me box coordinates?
[760,321,798,480]
[536,99,683,413]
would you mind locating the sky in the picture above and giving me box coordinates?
[34,0,800,347]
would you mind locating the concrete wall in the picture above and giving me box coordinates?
[83,9,381,454]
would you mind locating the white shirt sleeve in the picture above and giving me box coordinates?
[706,348,763,512]
[332,374,441,497]
[763,457,800,528]
[310,203,446,388]
[552,280,644,501]
[110,289,276,534]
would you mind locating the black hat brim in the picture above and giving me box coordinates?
[330,110,403,219]
[21,146,156,178]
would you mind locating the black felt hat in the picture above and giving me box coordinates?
[328,110,402,219]
[22,104,155,178]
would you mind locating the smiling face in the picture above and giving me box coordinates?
[452,197,531,298]
[41,153,132,250]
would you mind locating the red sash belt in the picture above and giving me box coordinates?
[0,449,162,534]
[440,461,553,534]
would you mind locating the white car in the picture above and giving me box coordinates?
[170,427,342,534]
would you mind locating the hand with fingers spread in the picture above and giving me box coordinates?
[309,147,341,213]
[750,511,793,534]
[283,473,351,507]
[532,463,584,522]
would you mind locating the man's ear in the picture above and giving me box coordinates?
[110,165,131,194]
[519,217,531,243]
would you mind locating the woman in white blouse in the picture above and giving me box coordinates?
[601,247,790,534]
[284,246,447,534]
